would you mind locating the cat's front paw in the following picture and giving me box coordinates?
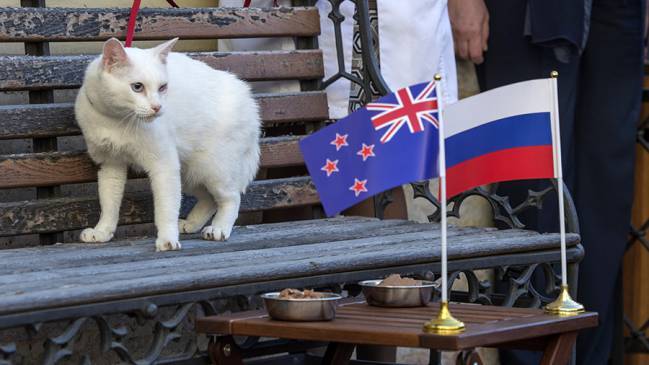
[178,219,202,234]
[80,228,113,243]
[155,237,182,252]
[202,225,232,241]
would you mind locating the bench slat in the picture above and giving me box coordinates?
[0,136,303,189]
[0,7,320,42]
[0,229,548,292]
[0,176,318,236]
[0,228,540,287]
[0,218,411,272]
[0,50,324,91]
[0,220,420,278]
[0,219,579,315]
[0,92,328,140]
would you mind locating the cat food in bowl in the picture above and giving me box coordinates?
[261,289,342,321]
[360,274,437,307]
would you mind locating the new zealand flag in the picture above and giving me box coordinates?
[299,80,440,216]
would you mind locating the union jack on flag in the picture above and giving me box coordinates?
[299,80,442,217]
[366,80,439,143]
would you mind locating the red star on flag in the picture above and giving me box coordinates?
[349,178,368,197]
[330,133,349,151]
[356,143,376,161]
[321,159,339,177]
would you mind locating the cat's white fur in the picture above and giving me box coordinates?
[75,38,260,251]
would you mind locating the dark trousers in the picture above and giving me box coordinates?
[477,0,644,363]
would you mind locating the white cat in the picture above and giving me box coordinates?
[74,38,261,251]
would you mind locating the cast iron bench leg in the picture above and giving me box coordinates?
[321,342,355,365]
[209,336,244,365]
[540,331,578,365]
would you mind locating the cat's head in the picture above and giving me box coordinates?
[91,37,178,122]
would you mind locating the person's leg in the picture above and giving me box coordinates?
[477,1,580,364]
[478,0,580,233]
[573,0,645,363]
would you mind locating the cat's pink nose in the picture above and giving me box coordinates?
[151,105,161,114]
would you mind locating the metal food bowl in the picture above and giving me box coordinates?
[359,279,437,307]
[261,292,342,321]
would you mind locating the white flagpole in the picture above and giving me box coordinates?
[424,74,464,333]
[549,74,568,288]
[545,71,584,315]
[438,80,449,304]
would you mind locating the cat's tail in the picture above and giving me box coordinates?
[241,140,260,194]
[240,103,262,194]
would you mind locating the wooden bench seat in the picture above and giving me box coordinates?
[0,217,580,327]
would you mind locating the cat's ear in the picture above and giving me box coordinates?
[153,38,178,64]
[102,38,129,71]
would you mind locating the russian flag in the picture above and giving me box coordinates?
[444,78,560,197]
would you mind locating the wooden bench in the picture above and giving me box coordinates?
[0,1,584,364]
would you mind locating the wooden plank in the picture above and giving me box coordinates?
[0,224,514,280]
[0,229,553,288]
[0,136,304,188]
[0,231,578,315]
[0,176,319,236]
[0,219,419,273]
[0,103,75,140]
[0,229,570,294]
[256,91,328,123]
[0,227,526,282]
[0,7,320,42]
[0,223,450,290]
[258,136,304,168]
[0,50,324,91]
[0,217,374,257]
[443,314,596,350]
[0,92,329,140]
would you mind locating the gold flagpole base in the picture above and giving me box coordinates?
[544,285,585,316]
[423,301,465,334]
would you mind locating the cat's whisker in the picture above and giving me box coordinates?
[118,111,137,141]
[118,111,135,127]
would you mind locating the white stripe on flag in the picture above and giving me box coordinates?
[443,79,553,138]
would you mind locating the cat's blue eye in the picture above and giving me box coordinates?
[159,84,168,93]
[131,82,144,93]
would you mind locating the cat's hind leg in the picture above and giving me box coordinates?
[202,187,241,241]
[179,187,217,233]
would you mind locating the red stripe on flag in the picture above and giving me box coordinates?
[446,145,555,198]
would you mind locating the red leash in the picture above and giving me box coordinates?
[125,0,180,48]
[243,0,279,7]
[126,0,279,48]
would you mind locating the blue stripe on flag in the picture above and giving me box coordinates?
[445,112,552,167]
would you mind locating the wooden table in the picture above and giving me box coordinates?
[196,301,598,365]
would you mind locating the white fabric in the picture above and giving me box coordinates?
[443,79,553,137]
[317,0,356,119]
[218,0,355,117]
[218,0,299,93]
[376,0,457,105]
